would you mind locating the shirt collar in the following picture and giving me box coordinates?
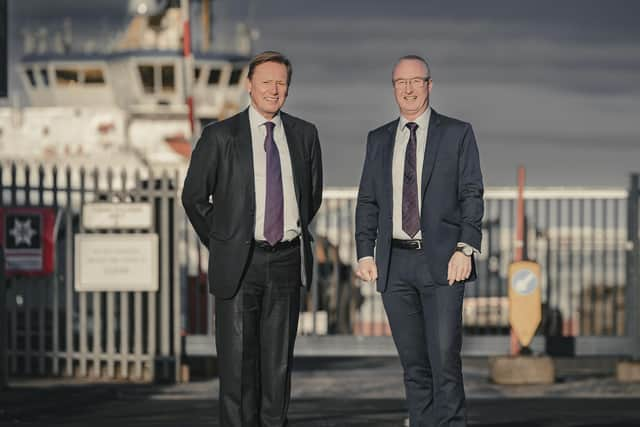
[399,106,431,133]
[248,104,283,130]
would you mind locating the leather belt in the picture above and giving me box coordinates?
[392,239,423,250]
[254,236,301,252]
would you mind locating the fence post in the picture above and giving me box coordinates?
[627,174,640,359]
[1,246,8,390]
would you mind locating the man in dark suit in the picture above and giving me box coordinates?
[355,55,483,427]
[182,51,323,427]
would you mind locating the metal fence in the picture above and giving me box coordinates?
[1,162,182,381]
[2,162,640,381]
[185,180,640,357]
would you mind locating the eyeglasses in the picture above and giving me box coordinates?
[393,77,430,89]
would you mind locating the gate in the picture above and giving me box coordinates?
[0,163,182,381]
[2,163,640,382]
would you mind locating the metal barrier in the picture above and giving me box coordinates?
[1,163,182,381]
[2,160,640,379]
[185,180,639,357]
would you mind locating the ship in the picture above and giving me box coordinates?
[0,0,252,179]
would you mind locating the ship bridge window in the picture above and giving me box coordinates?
[55,69,79,85]
[25,69,37,87]
[161,65,175,92]
[208,69,221,85]
[228,67,244,86]
[84,68,105,85]
[138,65,155,94]
[40,68,49,86]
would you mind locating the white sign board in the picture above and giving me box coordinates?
[74,234,158,292]
[82,203,153,230]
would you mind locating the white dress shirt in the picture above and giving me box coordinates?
[248,105,301,242]
[392,108,431,239]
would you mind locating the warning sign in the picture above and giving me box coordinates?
[508,260,542,348]
[0,207,55,276]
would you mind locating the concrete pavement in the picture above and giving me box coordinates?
[2,357,640,426]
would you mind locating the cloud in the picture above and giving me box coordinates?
[255,16,640,186]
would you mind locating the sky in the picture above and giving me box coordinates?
[3,0,640,187]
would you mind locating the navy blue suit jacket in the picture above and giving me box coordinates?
[355,109,484,291]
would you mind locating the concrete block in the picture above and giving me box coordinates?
[180,364,190,383]
[617,360,640,383]
[489,355,555,384]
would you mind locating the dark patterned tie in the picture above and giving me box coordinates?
[402,122,420,238]
[263,121,284,246]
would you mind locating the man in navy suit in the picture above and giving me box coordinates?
[355,55,483,427]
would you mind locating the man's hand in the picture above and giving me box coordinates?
[447,251,471,285]
[356,258,378,282]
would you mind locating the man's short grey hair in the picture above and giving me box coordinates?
[393,55,431,78]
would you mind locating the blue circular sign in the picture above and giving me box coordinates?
[511,269,538,295]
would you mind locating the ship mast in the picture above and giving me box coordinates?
[180,0,195,135]
[201,0,210,51]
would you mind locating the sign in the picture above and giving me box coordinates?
[508,260,542,348]
[82,203,153,230]
[0,207,55,276]
[74,233,158,292]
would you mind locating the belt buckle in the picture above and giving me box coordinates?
[415,240,422,250]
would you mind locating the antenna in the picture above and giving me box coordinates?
[36,27,48,54]
[22,29,35,55]
[201,0,211,51]
[63,17,73,53]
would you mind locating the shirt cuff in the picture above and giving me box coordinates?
[457,242,480,254]
[358,256,374,263]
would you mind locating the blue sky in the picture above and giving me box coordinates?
[4,0,640,186]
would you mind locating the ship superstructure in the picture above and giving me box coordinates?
[1,0,251,174]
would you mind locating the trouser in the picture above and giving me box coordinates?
[382,246,466,427]
[215,243,301,427]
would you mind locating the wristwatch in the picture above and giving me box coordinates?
[455,245,474,257]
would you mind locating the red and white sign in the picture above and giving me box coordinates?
[0,207,55,276]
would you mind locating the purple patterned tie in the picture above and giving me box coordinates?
[263,121,284,246]
[402,122,420,238]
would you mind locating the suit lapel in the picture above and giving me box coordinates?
[234,108,255,207]
[280,112,302,205]
[383,119,399,209]
[421,109,442,196]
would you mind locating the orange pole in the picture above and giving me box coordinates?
[511,166,526,355]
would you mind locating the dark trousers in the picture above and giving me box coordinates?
[382,247,466,427]
[215,243,301,427]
